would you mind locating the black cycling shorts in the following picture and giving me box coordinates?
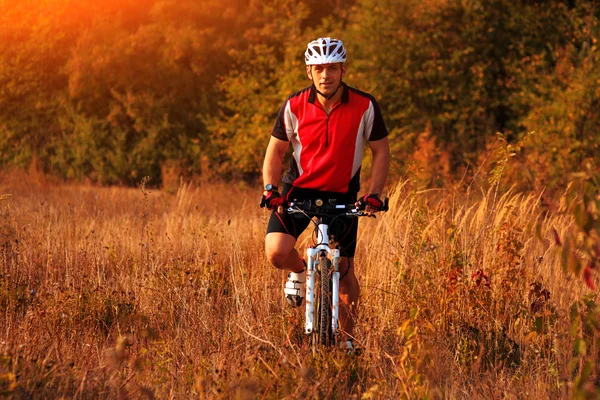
[266,184,359,257]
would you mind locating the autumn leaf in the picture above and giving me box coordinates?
[583,262,596,290]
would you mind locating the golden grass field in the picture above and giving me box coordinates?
[0,170,598,399]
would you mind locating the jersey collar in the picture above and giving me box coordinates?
[308,82,349,105]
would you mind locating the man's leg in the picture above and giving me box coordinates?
[338,257,359,341]
[266,232,306,307]
[265,232,304,273]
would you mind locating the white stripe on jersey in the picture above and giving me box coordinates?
[284,101,303,177]
[351,101,375,177]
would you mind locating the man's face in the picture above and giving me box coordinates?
[306,63,346,98]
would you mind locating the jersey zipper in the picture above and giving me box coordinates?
[326,115,329,147]
[324,103,342,148]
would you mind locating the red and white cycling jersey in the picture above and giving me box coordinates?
[272,83,388,194]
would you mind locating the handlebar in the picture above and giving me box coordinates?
[285,198,389,217]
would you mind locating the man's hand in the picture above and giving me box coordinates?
[260,190,285,210]
[356,193,384,213]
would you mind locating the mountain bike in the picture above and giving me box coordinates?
[285,198,389,352]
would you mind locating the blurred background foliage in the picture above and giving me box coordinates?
[0,0,598,190]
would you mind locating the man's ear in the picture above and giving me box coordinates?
[306,65,312,80]
[341,64,347,79]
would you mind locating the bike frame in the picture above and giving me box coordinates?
[305,220,341,336]
[284,198,388,348]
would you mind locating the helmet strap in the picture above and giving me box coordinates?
[313,82,342,101]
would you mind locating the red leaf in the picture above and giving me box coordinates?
[583,263,596,290]
[552,228,562,246]
[471,269,490,287]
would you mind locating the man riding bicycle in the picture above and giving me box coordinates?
[261,37,390,353]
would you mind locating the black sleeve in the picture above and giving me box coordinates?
[369,98,388,141]
[271,99,289,141]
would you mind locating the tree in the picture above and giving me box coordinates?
[207,0,349,179]
[511,3,600,192]
[64,0,255,184]
[345,0,575,173]
[0,0,91,169]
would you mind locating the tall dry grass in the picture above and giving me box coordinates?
[0,170,596,398]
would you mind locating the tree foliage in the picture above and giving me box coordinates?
[0,0,597,189]
[515,3,600,191]
[346,0,576,168]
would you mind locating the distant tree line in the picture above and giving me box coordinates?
[0,0,598,191]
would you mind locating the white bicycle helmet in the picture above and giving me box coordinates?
[305,37,347,65]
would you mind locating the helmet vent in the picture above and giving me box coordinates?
[304,37,347,65]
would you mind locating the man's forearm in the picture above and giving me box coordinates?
[368,149,390,195]
[262,137,288,188]
[263,160,282,187]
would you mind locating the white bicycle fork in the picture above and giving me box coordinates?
[305,223,341,336]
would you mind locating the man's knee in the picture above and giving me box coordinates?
[265,247,289,268]
[265,233,296,269]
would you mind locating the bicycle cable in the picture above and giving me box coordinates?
[287,203,358,247]
[309,214,353,247]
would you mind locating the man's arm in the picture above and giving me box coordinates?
[367,137,390,195]
[263,136,289,189]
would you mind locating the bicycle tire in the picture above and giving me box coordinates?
[317,255,333,347]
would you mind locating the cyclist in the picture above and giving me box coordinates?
[261,37,390,352]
